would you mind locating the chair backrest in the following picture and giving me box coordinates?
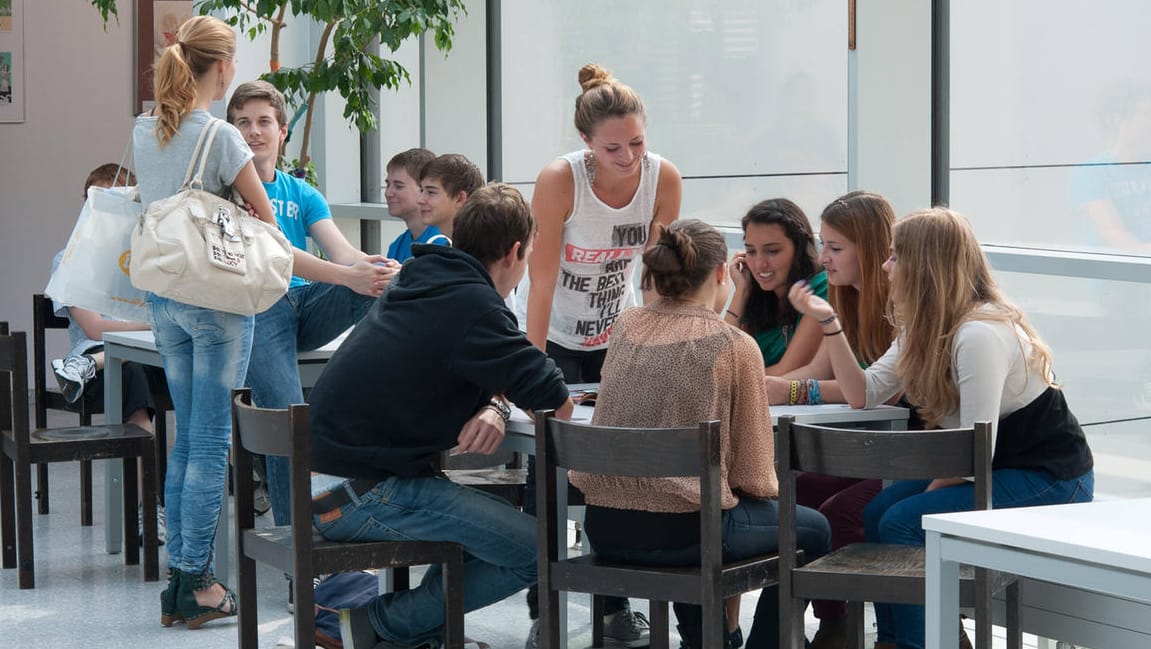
[230,389,314,572]
[0,327,32,451]
[32,293,92,427]
[775,414,993,640]
[533,409,723,575]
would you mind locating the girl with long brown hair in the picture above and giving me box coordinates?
[788,207,1094,649]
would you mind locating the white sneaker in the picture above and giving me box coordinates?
[52,354,97,404]
[603,608,651,648]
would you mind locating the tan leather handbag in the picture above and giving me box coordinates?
[130,119,293,316]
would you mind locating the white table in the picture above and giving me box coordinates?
[101,330,342,559]
[924,498,1151,649]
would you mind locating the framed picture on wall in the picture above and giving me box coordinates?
[0,0,25,123]
[135,0,195,114]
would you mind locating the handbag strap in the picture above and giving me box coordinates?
[181,118,224,191]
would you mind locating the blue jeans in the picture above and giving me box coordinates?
[864,469,1095,649]
[147,294,254,574]
[247,282,374,526]
[313,476,537,647]
[586,497,831,649]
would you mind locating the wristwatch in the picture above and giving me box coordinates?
[486,398,511,423]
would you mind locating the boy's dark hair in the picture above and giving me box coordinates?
[419,154,484,199]
[387,148,435,181]
[226,79,288,126]
[452,183,536,265]
[83,163,136,199]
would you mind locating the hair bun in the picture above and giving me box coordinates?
[578,64,614,92]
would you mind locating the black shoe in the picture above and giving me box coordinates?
[810,616,847,649]
[729,625,744,649]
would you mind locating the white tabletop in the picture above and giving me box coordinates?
[923,498,1151,576]
[104,328,348,360]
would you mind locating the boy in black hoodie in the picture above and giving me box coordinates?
[309,183,573,649]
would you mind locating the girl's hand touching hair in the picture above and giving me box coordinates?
[787,279,836,322]
[728,251,752,294]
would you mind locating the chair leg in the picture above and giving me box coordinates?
[237,553,259,649]
[975,568,992,649]
[650,600,671,649]
[393,565,411,591]
[140,448,159,581]
[1,453,15,569]
[155,415,168,506]
[122,458,140,567]
[847,601,866,649]
[1006,580,1022,649]
[36,462,49,515]
[80,460,93,526]
[292,568,318,649]
[15,453,34,588]
[442,554,465,649]
[592,594,605,647]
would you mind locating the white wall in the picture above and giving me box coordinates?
[0,2,297,364]
[0,2,137,361]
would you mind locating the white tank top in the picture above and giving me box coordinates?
[516,149,662,351]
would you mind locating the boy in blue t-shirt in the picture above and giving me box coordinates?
[385,147,448,261]
[227,81,399,541]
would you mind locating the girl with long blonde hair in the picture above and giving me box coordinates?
[788,207,1094,649]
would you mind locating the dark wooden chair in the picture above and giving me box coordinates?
[0,323,158,589]
[535,409,785,649]
[32,293,170,520]
[230,388,466,649]
[777,416,1020,649]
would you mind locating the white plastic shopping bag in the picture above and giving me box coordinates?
[45,185,147,322]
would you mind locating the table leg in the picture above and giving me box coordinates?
[926,530,960,649]
[104,349,124,554]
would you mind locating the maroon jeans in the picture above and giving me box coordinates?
[795,473,883,619]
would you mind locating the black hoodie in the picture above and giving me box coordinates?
[309,244,568,479]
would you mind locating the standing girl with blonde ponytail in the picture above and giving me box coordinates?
[132,15,273,629]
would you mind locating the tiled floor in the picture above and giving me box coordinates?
[1,407,812,649]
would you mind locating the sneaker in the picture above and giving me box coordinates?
[603,607,651,648]
[253,482,271,517]
[524,619,541,649]
[287,574,325,613]
[137,501,167,546]
[52,354,96,404]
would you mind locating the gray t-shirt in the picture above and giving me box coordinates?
[132,109,252,208]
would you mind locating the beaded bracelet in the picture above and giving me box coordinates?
[788,380,799,406]
[807,379,823,406]
[818,313,838,326]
